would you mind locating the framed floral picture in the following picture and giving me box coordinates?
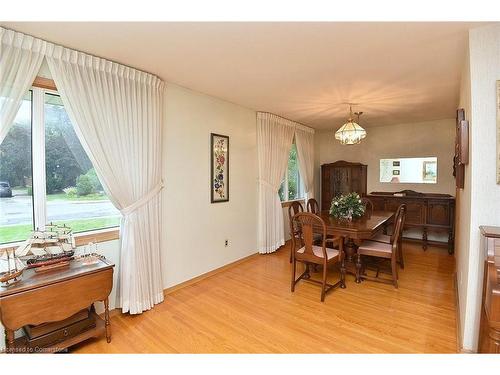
[210,133,229,203]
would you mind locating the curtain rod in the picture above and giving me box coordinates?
[257,111,315,133]
[1,26,163,82]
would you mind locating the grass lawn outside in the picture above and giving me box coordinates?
[46,193,109,202]
[0,216,120,244]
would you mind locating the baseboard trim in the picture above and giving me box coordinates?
[163,252,259,296]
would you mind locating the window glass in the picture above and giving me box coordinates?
[287,143,300,200]
[0,92,34,243]
[44,93,120,232]
[279,142,304,202]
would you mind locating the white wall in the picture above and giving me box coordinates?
[459,23,500,351]
[455,39,472,351]
[314,119,456,199]
[161,83,258,288]
[0,83,258,351]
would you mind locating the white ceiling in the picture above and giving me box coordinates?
[1,22,483,129]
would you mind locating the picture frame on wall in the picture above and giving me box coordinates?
[210,133,229,203]
[423,160,437,182]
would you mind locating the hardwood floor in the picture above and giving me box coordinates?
[71,241,457,353]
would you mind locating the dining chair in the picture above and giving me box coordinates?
[361,197,374,215]
[291,212,345,301]
[288,201,304,263]
[370,204,407,269]
[306,198,320,214]
[355,205,406,288]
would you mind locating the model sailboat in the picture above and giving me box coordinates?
[0,248,25,285]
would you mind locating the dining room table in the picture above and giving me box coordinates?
[316,210,396,282]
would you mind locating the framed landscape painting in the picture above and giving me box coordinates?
[210,133,229,203]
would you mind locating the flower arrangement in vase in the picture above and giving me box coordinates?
[329,192,365,220]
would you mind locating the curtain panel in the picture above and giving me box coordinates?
[43,45,165,314]
[257,112,296,254]
[295,127,315,199]
[0,28,47,144]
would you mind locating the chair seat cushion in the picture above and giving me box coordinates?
[358,240,392,255]
[371,233,391,243]
[297,245,339,260]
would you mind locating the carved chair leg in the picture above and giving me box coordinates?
[391,257,398,289]
[291,259,296,292]
[320,263,327,302]
[355,253,362,283]
[399,239,405,269]
[422,227,428,251]
[340,258,346,289]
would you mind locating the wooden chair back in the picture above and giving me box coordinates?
[306,198,320,214]
[390,204,406,244]
[288,201,304,236]
[361,197,374,214]
[291,212,327,262]
[390,206,406,255]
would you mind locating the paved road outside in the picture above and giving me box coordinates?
[0,194,119,226]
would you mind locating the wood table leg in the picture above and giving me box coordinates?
[104,298,112,343]
[448,229,454,254]
[5,329,14,354]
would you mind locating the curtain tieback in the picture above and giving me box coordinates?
[120,181,164,216]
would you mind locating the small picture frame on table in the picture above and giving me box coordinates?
[210,133,229,203]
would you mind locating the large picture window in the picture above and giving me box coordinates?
[0,87,120,245]
[278,142,305,202]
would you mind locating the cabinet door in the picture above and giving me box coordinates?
[350,167,363,195]
[427,200,450,226]
[404,200,426,225]
[332,167,350,197]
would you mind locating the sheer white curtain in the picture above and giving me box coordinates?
[295,127,315,199]
[0,28,46,143]
[257,112,296,254]
[46,46,165,314]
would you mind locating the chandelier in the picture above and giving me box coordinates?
[335,105,367,145]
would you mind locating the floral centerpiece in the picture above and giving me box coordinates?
[329,192,365,220]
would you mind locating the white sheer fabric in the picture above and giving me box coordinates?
[257,112,296,254]
[0,28,46,143]
[46,46,165,314]
[295,127,315,199]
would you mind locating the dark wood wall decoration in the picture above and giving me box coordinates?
[320,161,367,211]
[367,190,455,254]
[454,108,467,189]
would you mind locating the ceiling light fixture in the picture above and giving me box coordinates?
[335,105,367,145]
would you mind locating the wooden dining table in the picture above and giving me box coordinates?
[316,210,396,281]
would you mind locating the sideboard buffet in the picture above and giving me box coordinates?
[367,190,455,254]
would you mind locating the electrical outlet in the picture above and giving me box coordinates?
[225,239,229,247]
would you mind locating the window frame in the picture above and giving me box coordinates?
[0,78,119,247]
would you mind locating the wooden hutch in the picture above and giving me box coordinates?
[320,161,367,211]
